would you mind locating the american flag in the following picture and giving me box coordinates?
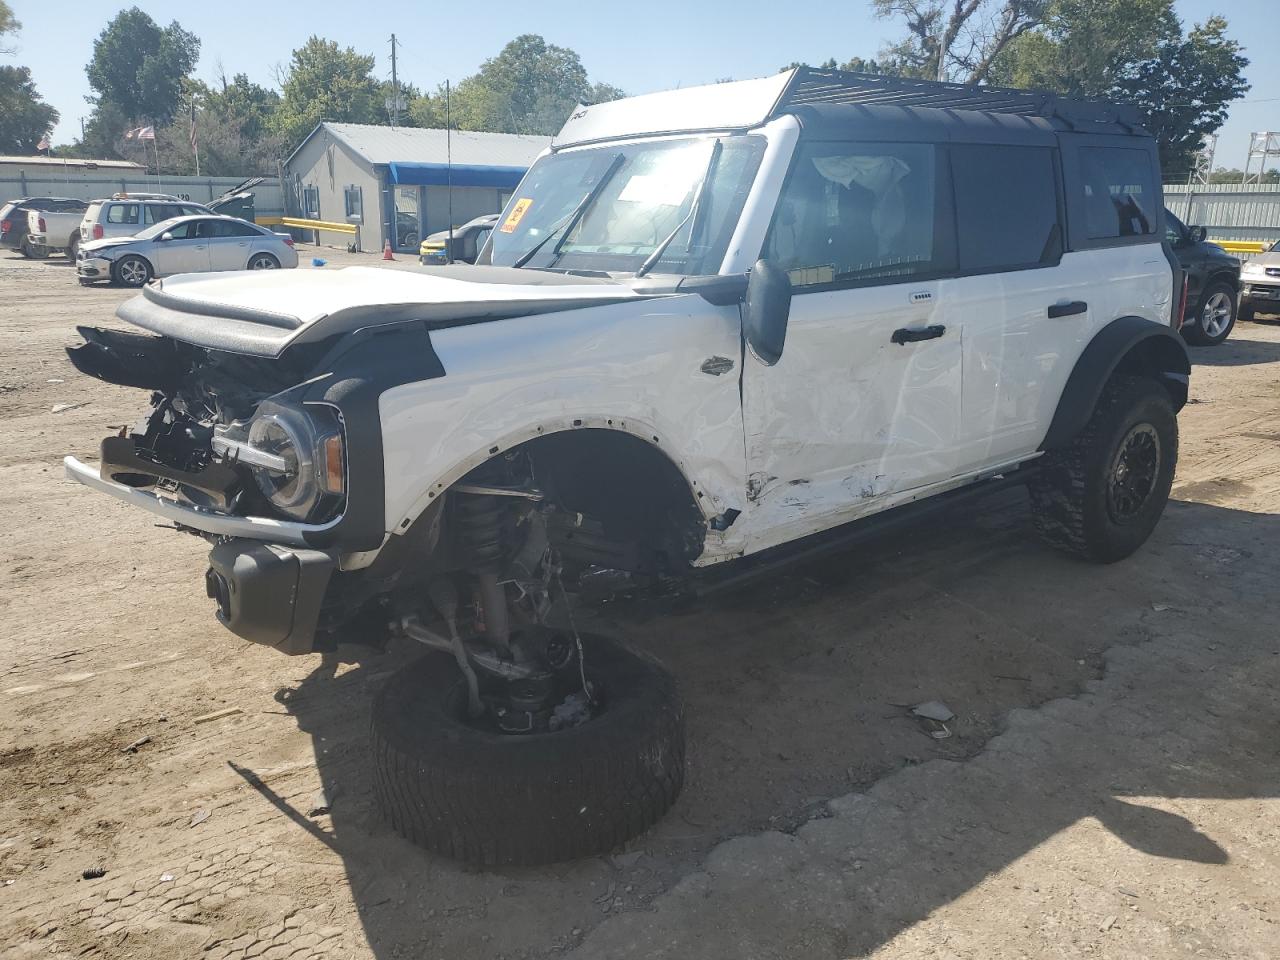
[136,125,155,141]
[37,134,50,151]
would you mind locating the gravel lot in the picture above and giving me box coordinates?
[2,246,1279,959]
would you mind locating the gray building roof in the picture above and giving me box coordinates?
[290,122,550,168]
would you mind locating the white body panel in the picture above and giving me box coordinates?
[26,208,82,250]
[947,245,1172,473]
[378,297,750,564]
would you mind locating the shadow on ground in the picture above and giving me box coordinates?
[253,493,1279,959]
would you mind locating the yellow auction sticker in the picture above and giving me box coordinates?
[500,198,534,233]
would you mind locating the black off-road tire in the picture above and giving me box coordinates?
[1238,303,1255,323]
[371,633,685,866]
[1182,280,1237,346]
[1029,375,1177,563]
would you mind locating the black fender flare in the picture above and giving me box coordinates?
[1040,316,1190,451]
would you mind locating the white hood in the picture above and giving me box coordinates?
[117,265,658,358]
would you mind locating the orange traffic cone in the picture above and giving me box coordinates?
[382,239,395,261]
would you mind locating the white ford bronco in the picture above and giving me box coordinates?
[65,68,1190,865]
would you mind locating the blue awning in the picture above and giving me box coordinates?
[387,162,528,188]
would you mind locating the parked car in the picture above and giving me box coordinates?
[79,196,212,246]
[1164,207,1241,345]
[396,211,420,249]
[77,214,298,286]
[418,214,499,265]
[1239,240,1280,321]
[64,68,1190,867]
[25,206,88,259]
[1,197,88,257]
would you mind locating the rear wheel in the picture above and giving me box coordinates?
[1029,375,1177,563]
[247,253,279,270]
[21,236,46,259]
[1183,281,1236,345]
[1238,302,1255,323]
[66,235,79,261]
[113,255,151,287]
[371,633,685,866]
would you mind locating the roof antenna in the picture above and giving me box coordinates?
[446,79,454,265]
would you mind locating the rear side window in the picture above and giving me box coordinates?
[951,144,1060,272]
[1077,146,1157,240]
[209,220,261,237]
[144,204,181,225]
[106,204,139,225]
[766,141,954,288]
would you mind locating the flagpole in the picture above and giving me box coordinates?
[446,80,453,265]
[191,96,200,177]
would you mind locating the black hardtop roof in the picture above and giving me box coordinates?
[774,67,1150,139]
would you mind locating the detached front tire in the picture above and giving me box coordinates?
[1030,375,1177,563]
[371,633,685,866]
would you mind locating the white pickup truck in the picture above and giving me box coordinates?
[26,207,85,259]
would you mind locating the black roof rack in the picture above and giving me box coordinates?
[773,67,1143,130]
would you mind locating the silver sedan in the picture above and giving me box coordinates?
[77,214,299,287]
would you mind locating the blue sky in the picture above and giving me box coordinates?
[6,0,1276,170]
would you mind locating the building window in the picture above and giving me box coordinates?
[344,185,363,222]
[302,186,320,219]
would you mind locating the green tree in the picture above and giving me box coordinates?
[1112,16,1249,179]
[445,35,619,135]
[991,0,1179,95]
[273,36,381,147]
[85,8,200,126]
[0,7,59,152]
[0,65,59,153]
[872,0,1048,83]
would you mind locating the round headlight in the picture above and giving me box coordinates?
[248,412,314,514]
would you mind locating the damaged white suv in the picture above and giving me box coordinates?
[65,68,1190,865]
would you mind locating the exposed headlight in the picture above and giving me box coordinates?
[215,400,344,522]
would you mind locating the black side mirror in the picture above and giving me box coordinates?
[743,259,791,365]
[1190,225,1208,243]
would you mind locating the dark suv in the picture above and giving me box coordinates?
[1165,207,1241,346]
[0,197,88,258]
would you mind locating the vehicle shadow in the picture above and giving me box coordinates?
[1190,328,1280,366]
[274,493,1280,959]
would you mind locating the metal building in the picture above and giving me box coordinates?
[282,123,549,252]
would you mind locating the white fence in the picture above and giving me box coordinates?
[0,174,284,218]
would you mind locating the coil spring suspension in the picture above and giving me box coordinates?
[455,493,504,568]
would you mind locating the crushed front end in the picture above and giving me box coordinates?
[63,314,444,655]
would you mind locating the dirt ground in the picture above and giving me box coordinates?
[2,245,1278,960]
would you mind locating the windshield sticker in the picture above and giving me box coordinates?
[617,174,693,207]
[500,198,534,233]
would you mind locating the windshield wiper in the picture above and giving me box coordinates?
[512,153,625,269]
[634,139,723,279]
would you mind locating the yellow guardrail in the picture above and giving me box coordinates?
[1212,239,1268,254]
[257,216,358,237]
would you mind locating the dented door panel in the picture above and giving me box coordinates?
[740,281,962,550]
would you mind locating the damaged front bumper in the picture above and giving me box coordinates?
[65,457,340,653]
[63,456,340,546]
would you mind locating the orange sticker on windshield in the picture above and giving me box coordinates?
[500,198,534,233]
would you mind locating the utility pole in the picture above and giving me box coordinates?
[389,34,400,126]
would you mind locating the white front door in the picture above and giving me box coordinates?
[742,138,964,551]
